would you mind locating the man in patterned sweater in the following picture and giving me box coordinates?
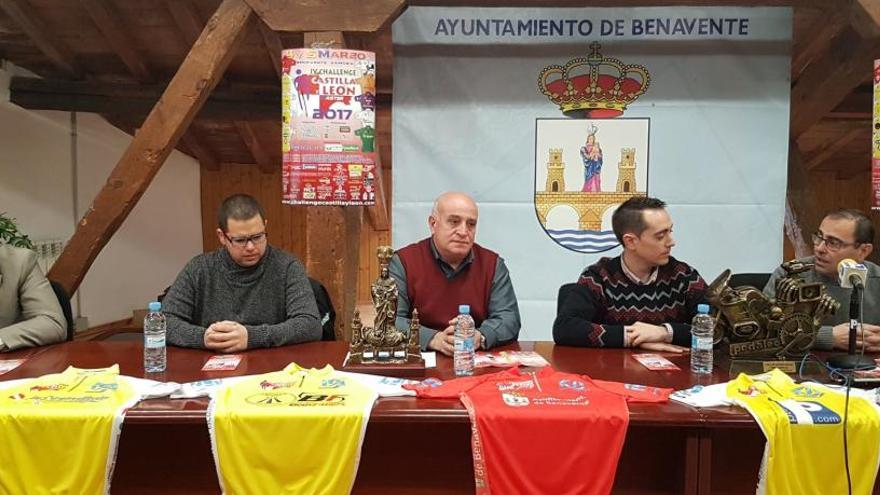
[553,197,707,352]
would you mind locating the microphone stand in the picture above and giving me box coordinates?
[827,284,875,370]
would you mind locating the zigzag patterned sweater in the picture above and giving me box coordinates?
[553,256,707,348]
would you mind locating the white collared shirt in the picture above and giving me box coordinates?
[620,256,658,285]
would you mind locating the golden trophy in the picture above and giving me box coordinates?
[345,246,425,376]
[707,260,839,374]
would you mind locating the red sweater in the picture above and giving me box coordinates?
[397,238,497,330]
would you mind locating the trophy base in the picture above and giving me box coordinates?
[343,353,426,378]
[729,359,822,376]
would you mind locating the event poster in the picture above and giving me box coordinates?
[281,48,377,206]
[873,59,880,211]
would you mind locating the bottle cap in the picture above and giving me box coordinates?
[148,301,161,312]
[458,304,470,314]
[697,304,710,314]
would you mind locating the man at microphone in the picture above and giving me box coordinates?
[763,209,880,352]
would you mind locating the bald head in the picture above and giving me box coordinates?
[429,191,478,268]
[432,192,477,217]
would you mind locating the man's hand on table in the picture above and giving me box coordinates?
[427,318,485,356]
[204,321,248,353]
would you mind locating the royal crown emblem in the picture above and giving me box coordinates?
[538,42,651,118]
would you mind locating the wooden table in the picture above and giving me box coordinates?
[0,341,860,494]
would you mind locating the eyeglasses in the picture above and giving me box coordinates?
[811,232,860,251]
[224,231,267,248]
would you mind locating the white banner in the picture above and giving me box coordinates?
[393,7,792,340]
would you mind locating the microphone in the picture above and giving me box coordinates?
[838,258,868,289]
[828,258,874,370]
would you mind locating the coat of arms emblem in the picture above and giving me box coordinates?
[534,43,652,253]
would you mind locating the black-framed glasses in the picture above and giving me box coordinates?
[224,231,267,248]
[811,232,860,251]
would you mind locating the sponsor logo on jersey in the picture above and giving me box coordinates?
[320,378,346,389]
[774,399,841,425]
[737,385,762,397]
[413,378,443,389]
[192,379,223,387]
[29,384,66,392]
[21,395,109,404]
[497,380,535,391]
[246,392,297,406]
[245,392,349,407]
[89,382,118,393]
[502,392,530,407]
[531,396,590,406]
[378,377,415,386]
[671,385,703,400]
[790,385,823,399]
[559,379,586,391]
[259,380,298,390]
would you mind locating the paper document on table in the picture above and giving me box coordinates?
[474,351,549,368]
[0,359,26,376]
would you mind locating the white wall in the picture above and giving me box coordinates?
[0,62,203,328]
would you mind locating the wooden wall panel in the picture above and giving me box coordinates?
[200,164,282,252]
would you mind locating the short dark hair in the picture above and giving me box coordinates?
[217,194,266,231]
[611,196,667,243]
[825,208,875,245]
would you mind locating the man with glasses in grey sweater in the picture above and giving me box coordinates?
[163,194,321,352]
[763,209,880,352]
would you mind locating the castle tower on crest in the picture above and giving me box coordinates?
[616,148,637,193]
[545,149,565,193]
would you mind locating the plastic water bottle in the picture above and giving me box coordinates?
[690,304,714,374]
[454,305,476,377]
[144,301,167,373]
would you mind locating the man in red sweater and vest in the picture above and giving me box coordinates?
[389,192,521,355]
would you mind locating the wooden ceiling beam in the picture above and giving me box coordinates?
[408,0,828,5]
[789,25,880,137]
[803,126,867,170]
[9,76,280,120]
[851,0,880,38]
[9,76,393,116]
[0,0,83,79]
[791,10,847,82]
[247,0,405,32]
[48,0,255,295]
[257,18,283,78]
[303,31,345,48]
[105,113,210,168]
[164,0,204,47]
[828,86,872,119]
[234,120,274,174]
[181,129,221,171]
[82,0,153,83]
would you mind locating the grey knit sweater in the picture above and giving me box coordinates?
[164,246,321,349]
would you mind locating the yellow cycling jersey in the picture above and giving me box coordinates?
[0,365,141,495]
[727,369,880,495]
[209,363,378,495]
